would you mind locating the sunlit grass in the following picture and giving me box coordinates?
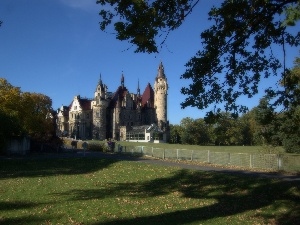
[0,158,299,225]
[91,140,285,154]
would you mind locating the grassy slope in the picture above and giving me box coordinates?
[0,158,299,225]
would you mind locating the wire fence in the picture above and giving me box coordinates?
[114,145,300,172]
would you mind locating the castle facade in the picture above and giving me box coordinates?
[56,62,169,142]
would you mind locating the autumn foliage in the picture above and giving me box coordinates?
[0,78,56,152]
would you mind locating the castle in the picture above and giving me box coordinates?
[56,62,169,142]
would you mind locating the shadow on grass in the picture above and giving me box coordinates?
[0,201,39,211]
[0,215,56,225]
[59,170,300,225]
[0,158,119,179]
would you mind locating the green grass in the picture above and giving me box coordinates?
[105,141,286,154]
[1,158,299,225]
[72,139,289,154]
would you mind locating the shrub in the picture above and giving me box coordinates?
[88,142,107,152]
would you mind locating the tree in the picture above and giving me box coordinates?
[239,110,259,146]
[0,78,22,115]
[0,78,23,151]
[169,124,182,144]
[181,0,299,115]
[98,0,299,115]
[0,110,21,152]
[279,56,300,153]
[97,0,199,53]
[212,112,243,145]
[0,79,56,152]
[19,92,54,141]
[179,117,195,144]
[252,97,281,146]
[179,117,214,145]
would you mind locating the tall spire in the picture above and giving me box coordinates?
[121,72,124,88]
[157,61,165,79]
[137,79,140,96]
[98,73,102,86]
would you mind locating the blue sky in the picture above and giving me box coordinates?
[0,0,299,125]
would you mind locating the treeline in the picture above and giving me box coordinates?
[169,97,300,153]
[0,78,58,152]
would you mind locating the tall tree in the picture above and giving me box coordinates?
[98,0,299,115]
[0,79,22,152]
[213,112,242,145]
[180,117,195,144]
[19,92,54,141]
[179,117,214,145]
[239,110,258,146]
[253,97,281,146]
[0,79,55,152]
[169,124,182,144]
[279,56,300,153]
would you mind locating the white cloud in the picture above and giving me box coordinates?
[59,0,99,12]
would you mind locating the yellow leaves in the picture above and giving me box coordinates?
[0,78,54,140]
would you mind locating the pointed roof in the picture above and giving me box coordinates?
[156,61,166,79]
[108,85,128,108]
[121,72,125,87]
[96,73,106,90]
[78,98,91,110]
[141,83,154,108]
[69,97,91,111]
[98,73,103,86]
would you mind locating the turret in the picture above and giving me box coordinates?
[94,74,107,99]
[92,74,108,140]
[154,62,168,129]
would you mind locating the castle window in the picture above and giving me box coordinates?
[74,106,77,110]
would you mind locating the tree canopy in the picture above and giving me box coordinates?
[97,0,300,115]
[0,78,55,152]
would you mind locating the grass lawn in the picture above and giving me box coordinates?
[89,140,285,154]
[0,157,299,225]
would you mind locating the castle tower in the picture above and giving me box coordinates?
[154,62,168,130]
[92,75,108,140]
[94,74,107,99]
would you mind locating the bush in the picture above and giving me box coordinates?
[282,134,300,153]
[88,142,107,152]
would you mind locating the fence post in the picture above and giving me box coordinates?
[207,150,210,163]
[228,152,231,165]
[152,147,153,157]
[250,154,253,168]
[141,146,143,155]
[163,149,165,160]
[176,149,179,160]
[278,154,282,170]
[191,150,194,161]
